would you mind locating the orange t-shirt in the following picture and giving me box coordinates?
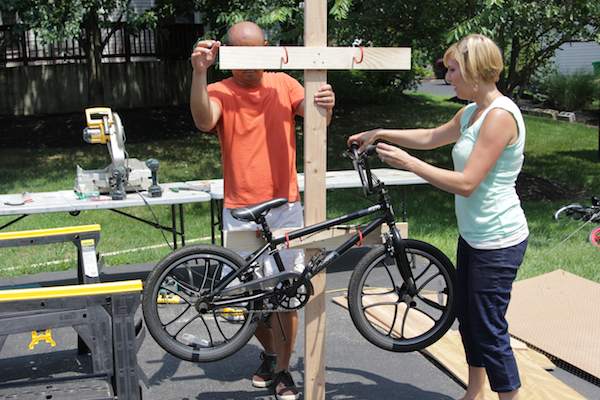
[208,72,304,208]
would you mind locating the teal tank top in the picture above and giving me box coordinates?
[451,96,529,249]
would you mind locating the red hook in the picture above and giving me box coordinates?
[353,46,364,64]
[281,47,289,65]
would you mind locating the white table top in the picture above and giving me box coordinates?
[0,169,426,216]
[195,169,427,200]
[0,182,211,216]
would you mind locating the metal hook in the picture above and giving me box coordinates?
[353,46,364,64]
[281,47,289,65]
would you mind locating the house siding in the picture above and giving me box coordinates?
[553,41,600,74]
[131,0,155,13]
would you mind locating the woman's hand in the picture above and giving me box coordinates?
[347,128,382,151]
[376,142,415,170]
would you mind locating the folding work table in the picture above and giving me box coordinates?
[0,183,212,249]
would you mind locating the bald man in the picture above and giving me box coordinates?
[190,21,335,400]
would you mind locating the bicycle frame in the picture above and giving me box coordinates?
[205,182,417,306]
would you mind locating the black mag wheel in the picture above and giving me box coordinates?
[142,245,260,362]
[347,240,456,352]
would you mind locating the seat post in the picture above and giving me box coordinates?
[257,215,287,272]
[257,216,274,243]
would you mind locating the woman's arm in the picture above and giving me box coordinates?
[376,108,517,197]
[347,108,465,151]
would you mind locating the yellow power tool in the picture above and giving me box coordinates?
[75,107,156,199]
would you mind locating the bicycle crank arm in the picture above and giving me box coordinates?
[218,271,302,296]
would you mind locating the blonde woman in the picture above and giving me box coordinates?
[348,34,528,400]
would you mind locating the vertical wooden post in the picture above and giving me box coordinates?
[303,1,327,400]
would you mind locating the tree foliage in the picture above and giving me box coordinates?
[324,0,475,92]
[450,0,600,96]
[190,0,472,95]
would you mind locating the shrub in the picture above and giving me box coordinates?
[540,71,600,111]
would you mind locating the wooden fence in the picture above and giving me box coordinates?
[0,23,203,66]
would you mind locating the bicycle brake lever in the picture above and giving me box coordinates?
[363,144,377,156]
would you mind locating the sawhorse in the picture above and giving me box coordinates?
[0,224,102,284]
[0,281,144,399]
[0,225,144,399]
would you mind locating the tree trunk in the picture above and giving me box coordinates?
[83,9,104,105]
[503,36,520,98]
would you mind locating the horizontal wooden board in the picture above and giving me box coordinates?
[219,46,411,70]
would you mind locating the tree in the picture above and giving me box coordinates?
[0,0,159,103]
[188,0,301,43]
[325,0,476,93]
[450,0,600,97]
[190,0,473,95]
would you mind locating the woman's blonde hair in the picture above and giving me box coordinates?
[443,34,503,85]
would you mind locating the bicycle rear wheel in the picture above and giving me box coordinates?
[142,245,260,362]
[347,240,455,352]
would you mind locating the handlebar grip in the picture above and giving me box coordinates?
[364,144,377,156]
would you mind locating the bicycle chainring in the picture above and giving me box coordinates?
[273,275,313,310]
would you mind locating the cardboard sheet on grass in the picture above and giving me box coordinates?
[333,294,584,400]
[507,269,600,381]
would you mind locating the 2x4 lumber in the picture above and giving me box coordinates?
[219,46,411,70]
[223,223,408,252]
[223,224,385,252]
[303,1,328,399]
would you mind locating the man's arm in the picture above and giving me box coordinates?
[190,40,222,132]
[295,84,335,126]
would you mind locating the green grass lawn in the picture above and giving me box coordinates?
[1,94,599,283]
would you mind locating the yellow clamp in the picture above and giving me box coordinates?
[29,329,57,350]
[219,307,246,322]
[157,293,183,304]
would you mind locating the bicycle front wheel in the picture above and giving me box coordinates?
[347,240,455,352]
[142,245,260,362]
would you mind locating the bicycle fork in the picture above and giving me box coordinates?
[388,224,418,297]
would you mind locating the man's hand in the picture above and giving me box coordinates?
[191,40,221,73]
[314,84,335,111]
[347,128,382,151]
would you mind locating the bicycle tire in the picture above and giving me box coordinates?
[142,245,260,362]
[347,240,456,352]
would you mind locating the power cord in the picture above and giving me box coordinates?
[134,188,174,251]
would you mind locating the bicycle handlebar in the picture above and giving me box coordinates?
[347,142,381,196]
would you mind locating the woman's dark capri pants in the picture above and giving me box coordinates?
[455,236,528,393]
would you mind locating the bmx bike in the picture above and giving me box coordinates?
[554,196,600,247]
[142,144,456,362]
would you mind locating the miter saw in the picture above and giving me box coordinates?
[75,107,162,200]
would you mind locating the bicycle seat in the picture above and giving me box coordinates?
[230,198,288,223]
